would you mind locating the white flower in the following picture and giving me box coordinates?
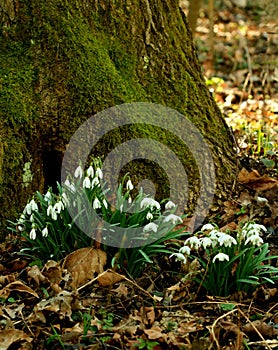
[30,214,34,222]
[179,245,191,255]
[74,165,83,179]
[128,196,132,204]
[143,222,158,233]
[95,167,103,179]
[47,205,57,220]
[212,253,229,263]
[44,191,52,203]
[64,179,76,192]
[29,199,38,212]
[83,176,91,189]
[61,192,69,206]
[140,198,160,210]
[165,201,176,210]
[170,252,187,264]
[42,227,48,237]
[126,179,134,191]
[200,237,213,249]
[201,223,215,231]
[91,177,100,188]
[218,233,237,247]
[53,201,64,214]
[103,199,108,209]
[119,204,124,212]
[241,223,267,238]
[30,228,36,240]
[93,198,101,209]
[185,236,201,250]
[245,235,264,246]
[164,214,182,225]
[87,165,94,178]
[146,212,153,220]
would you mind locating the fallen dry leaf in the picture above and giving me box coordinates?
[98,270,124,287]
[0,329,32,350]
[0,281,39,299]
[63,248,107,289]
[238,168,278,191]
[144,325,166,340]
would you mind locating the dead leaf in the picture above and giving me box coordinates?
[0,330,32,350]
[112,283,128,296]
[63,248,106,289]
[27,265,48,286]
[238,168,278,191]
[0,281,39,299]
[144,325,165,340]
[243,320,278,338]
[98,270,124,287]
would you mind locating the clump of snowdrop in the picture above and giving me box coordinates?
[9,160,187,279]
[170,222,278,296]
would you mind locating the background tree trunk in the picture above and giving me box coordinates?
[0,0,236,237]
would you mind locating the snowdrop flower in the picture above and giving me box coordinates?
[74,165,83,179]
[212,253,229,263]
[245,235,264,246]
[86,165,94,178]
[42,227,48,237]
[64,179,76,192]
[185,236,201,250]
[119,204,124,212]
[179,245,191,255]
[47,205,57,220]
[24,199,38,215]
[44,191,52,203]
[95,167,103,179]
[53,201,64,214]
[218,233,237,247]
[128,196,132,204]
[241,223,267,238]
[146,212,153,220]
[170,252,187,264]
[126,179,134,191]
[61,192,69,206]
[200,237,213,249]
[165,201,176,210]
[164,214,183,225]
[83,176,91,189]
[102,199,108,209]
[201,223,215,231]
[93,198,101,209]
[30,227,36,240]
[91,177,100,188]
[30,199,38,212]
[140,198,160,210]
[143,222,158,233]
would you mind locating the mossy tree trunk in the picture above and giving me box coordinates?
[0,0,236,237]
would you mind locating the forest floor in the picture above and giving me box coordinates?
[0,2,278,350]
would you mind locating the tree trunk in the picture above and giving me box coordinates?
[0,0,236,237]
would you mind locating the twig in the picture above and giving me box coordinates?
[209,309,237,350]
[238,308,272,350]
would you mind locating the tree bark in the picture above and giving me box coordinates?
[0,0,236,237]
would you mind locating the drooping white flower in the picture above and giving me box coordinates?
[179,245,191,255]
[128,196,132,204]
[53,201,64,214]
[30,214,34,222]
[170,252,187,264]
[44,191,52,203]
[200,237,213,249]
[91,177,100,188]
[201,223,215,231]
[95,167,103,179]
[146,212,153,220]
[212,253,229,263]
[143,222,158,233]
[86,165,94,178]
[93,198,101,209]
[245,235,264,246]
[241,223,267,238]
[218,233,237,248]
[102,199,108,209]
[165,201,176,210]
[47,205,57,220]
[29,199,38,212]
[164,214,182,225]
[42,227,48,237]
[83,176,91,189]
[30,227,36,240]
[74,165,83,179]
[126,179,134,191]
[184,236,201,250]
[140,198,160,210]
